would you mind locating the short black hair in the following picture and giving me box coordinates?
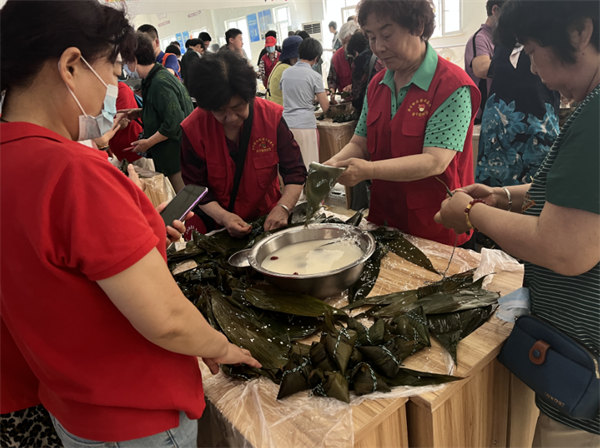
[486,0,506,16]
[299,37,323,61]
[132,32,156,65]
[186,38,204,50]
[199,32,212,42]
[296,30,310,40]
[496,0,599,65]
[186,51,256,111]
[329,21,337,30]
[165,44,181,56]
[347,32,368,56]
[1,0,136,91]
[169,41,180,48]
[137,24,159,41]
[225,28,242,44]
[265,30,277,38]
[358,0,436,41]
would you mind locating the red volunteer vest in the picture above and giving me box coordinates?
[332,47,352,92]
[181,98,282,234]
[261,52,280,88]
[366,56,481,246]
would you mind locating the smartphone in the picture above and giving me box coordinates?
[160,184,208,226]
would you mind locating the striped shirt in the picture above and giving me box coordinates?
[523,84,600,434]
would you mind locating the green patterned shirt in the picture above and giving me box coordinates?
[354,43,472,152]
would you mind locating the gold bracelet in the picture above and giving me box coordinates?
[97,144,110,151]
[464,199,486,231]
[502,187,512,211]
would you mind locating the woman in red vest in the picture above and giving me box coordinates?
[181,51,307,238]
[327,21,359,105]
[0,2,260,446]
[325,0,480,246]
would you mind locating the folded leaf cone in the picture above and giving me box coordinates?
[351,362,391,396]
[323,329,357,375]
[304,162,346,224]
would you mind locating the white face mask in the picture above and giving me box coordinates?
[63,56,118,141]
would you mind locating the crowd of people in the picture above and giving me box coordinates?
[1,0,598,447]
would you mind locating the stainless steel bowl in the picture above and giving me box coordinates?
[248,223,376,298]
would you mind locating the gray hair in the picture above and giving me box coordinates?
[338,21,359,43]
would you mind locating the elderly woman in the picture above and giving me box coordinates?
[326,0,480,246]
[327,21,360,104]
[181,51,307,238]
[0,1,259,447]
[435,0,599,444]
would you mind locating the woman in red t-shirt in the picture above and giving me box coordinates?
[0,2,260,447]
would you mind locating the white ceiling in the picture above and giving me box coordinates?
[121,0,292,16]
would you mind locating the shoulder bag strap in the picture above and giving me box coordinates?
[470,28,484,68]
[227,101,255,211]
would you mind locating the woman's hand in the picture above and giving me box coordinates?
[458,183,499,207]
[434,190,475,234]
[202,344,262,375]
[130,138,152,154]
[117,107,142,121]
[222,212,252,238]
[156,202,194,243]
[127,164,144,189]
[264,204,289,231]
[334,157,373,186]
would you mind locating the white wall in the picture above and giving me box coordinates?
[430,0,488,68]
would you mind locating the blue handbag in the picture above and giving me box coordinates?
[498,315,600,419]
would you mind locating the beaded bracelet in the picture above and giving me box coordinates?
[502,187,513,211]
[464,199,486,231]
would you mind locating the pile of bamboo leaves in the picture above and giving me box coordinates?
[168,211,499,402]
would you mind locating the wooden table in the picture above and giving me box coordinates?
[197,236,538,447]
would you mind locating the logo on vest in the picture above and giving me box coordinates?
[408,99,432,118]
[252,137,275,153]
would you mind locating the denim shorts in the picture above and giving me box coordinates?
[49,411,198,448]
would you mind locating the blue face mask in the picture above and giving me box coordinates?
[123,63,140,79]
[64,56,118,140]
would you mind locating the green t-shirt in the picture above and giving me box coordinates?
[547,89,600,214]
[354,43,472,152]
[524,85,600,435]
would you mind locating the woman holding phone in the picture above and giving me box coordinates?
[0,2,260,447]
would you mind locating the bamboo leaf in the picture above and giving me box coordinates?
[241,286,347,318]
[384,367,462,387]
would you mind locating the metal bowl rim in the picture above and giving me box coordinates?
[248,223,375,279]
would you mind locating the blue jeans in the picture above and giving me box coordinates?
[49,411,198,448]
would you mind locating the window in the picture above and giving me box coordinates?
[225,17,252,60]
[273,6,290,41]
[161,36,176,51]
[341,1,359,23]
[190,28,208,40]
[431,0,462,37]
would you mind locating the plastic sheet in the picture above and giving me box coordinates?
[316,118,356,163]
[473,247,523,289]
[136,167,176,208]
[196,213,499,447]
[199,364,354,448]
